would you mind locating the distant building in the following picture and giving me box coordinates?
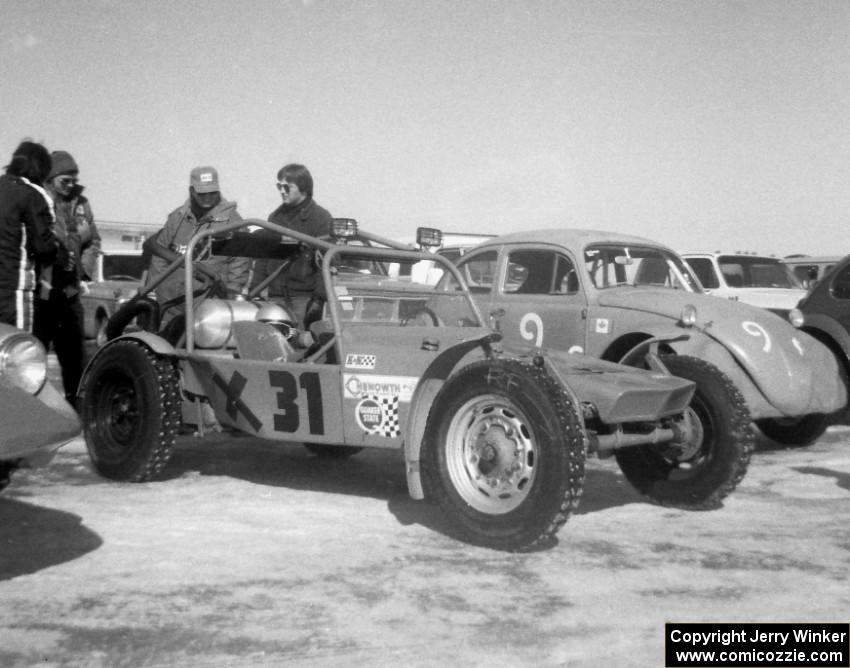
[95,220,161,253]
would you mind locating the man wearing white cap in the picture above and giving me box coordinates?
[144,166,249,327]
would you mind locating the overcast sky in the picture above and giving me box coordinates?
[2,0,849,256]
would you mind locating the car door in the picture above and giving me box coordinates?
[457,245,588,352]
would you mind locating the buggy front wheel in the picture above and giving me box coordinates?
[421,359,585,551]
[79,340,181,481]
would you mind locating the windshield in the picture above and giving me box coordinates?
[718,256,803,289]
[584,244,702,292]
[102,254,146,280]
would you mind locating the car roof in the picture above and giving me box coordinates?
[783,254,846,264]
[472,228,674,252]
[680,251,781,260]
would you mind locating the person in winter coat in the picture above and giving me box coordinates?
[33,150,100,408]
[0,141,60,331]
[144,166,249,327]
[250,163,333,325]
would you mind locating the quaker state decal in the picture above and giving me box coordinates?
[355,396,400,437]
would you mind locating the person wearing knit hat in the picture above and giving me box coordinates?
[34,150,101,409]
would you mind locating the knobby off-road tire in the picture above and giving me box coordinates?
[616,355,753,510]
[420,359,586,552]
[81,340,181,481]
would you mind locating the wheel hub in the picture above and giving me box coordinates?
[472,422,518,480]
[668,408,704,461]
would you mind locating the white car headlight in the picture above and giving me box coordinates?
[788,308,805,328]
[0,333,47,394]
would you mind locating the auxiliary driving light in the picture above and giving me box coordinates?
[788,308,805,328]
[331,218,358,239]
[416,227,443,248]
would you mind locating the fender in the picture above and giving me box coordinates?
[404,332,499,500]
[802,313,850,367]
[613,325,825,419]
[597,289,843,415]
[80,331,177,401]
[618,333,689,371]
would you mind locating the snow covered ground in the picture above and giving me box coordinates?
[2,424,849,667]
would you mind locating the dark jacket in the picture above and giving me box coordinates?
[252,197,333,298]
[0,174,58,294]
[145,197,249,306]
[52,186,101,281]
[47,186,102,293]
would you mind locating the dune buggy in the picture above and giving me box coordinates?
[78,219,751,551]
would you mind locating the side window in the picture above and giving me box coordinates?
[685,258,719,289]
[831,264,850,300]
[455,250,498,293]
[554,255,579,295]
[503,250,571,295]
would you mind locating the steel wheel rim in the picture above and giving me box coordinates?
[91,370,142,461]
[444,394,537,514]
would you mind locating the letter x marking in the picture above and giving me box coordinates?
[213,370,262,431]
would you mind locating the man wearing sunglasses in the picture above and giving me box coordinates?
[250,163,333,326]
[33,150,101,408]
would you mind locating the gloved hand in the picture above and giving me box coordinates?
[56,245,76,272]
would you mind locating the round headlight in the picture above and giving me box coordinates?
[788,308,805,328]
[680,304,698,327]
[0,333,47,394]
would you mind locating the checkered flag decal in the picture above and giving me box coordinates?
[372,395,400,437]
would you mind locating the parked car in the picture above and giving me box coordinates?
[81,249,146,343]
[79,219,753,552]
[783,254,845,290]
[392,231,496,285]
[438,229,846,447]
[0,324,81,492]
[681,251,807,317]
[794,253,850,424]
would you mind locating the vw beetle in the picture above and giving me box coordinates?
[437,229,846,447]
[79,219,753,551]
[0,324,81,491]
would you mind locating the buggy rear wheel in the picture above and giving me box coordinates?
[421,359,585,551]
[80,340,181,481]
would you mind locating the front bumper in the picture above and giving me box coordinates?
[0,380,81,466]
